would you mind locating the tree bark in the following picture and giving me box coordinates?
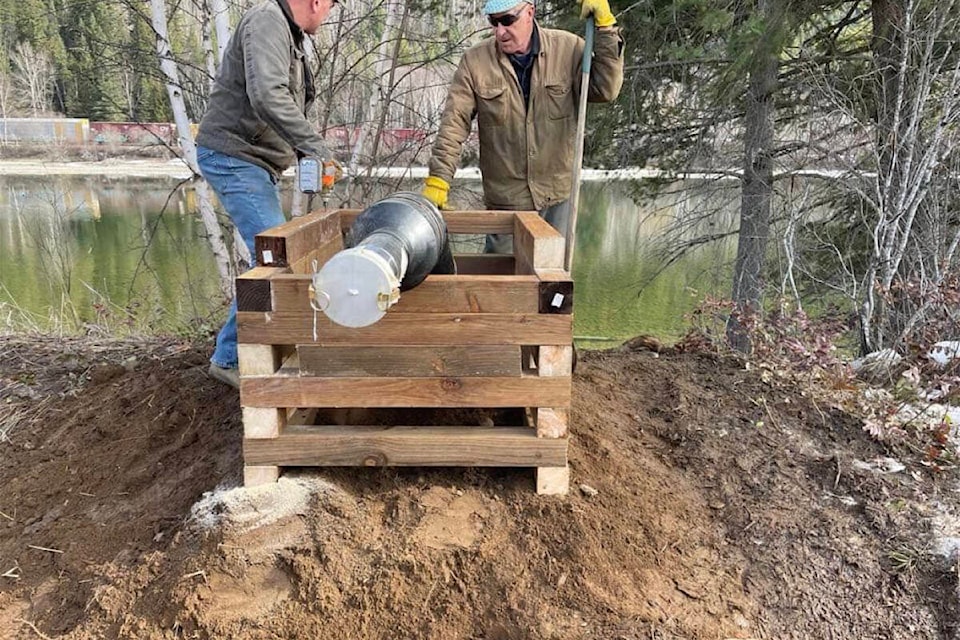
[149,0,234,297]
[209,0,231,65]
[726,0,780,353]
[347,0,405,179]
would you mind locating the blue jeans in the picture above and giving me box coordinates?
[197,146,285,369]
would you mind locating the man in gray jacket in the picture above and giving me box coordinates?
[197,0,337,388]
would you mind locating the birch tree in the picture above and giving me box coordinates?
[10,41,54,114]
[762,0,960,354]
[0,64,11,119]
[347,0,408,177]
[856,0,960,352]
[149,0,235,296]
[209,0,231,64]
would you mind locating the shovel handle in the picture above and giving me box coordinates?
[564,16,595,273]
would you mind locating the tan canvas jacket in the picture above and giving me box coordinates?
[428,24,624,210]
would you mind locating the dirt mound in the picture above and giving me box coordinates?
[0,335,957,639]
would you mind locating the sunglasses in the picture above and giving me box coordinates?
[488,7,524,27]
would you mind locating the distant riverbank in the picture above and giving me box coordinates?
[0,158,754,181]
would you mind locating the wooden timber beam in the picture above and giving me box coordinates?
[254,208,342,268]
[243,425,568,467]
[514,212,565,275]
[239,375,571,408]
[335,209,521,236]
[298,345,522,377]
[236,311,572,345]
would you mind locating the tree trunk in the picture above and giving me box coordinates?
[368,1,411,168]
[209,0,231,65]
[202,9,217,90]
[347,0,405,180]
[857,0,904,353]
[726,0,780,353]
[857,0,960,353]
[149,0,234,297]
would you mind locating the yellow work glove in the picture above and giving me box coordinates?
[422,175,450,210]
[579,0,616,27]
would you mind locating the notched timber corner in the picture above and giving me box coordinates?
[235,207,574,495]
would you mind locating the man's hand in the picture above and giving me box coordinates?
[422,176,450,210]
[579,0,616,27]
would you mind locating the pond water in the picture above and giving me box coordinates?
[0,173,740,343]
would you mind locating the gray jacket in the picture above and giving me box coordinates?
[197,0,328,178]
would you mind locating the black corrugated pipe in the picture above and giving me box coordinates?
[310,192,456,327]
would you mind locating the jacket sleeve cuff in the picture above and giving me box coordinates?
[594,27,624,57]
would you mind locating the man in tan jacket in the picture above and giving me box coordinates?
[422,0,623,252]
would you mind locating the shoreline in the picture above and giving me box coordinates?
[0,158,739,181]
[0,158,857,181]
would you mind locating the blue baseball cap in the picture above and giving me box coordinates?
[483,0,531,15]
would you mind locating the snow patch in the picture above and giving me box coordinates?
[927,341,960,367]
[931,508,960,561]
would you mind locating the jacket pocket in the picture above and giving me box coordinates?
[250,123,269,142]
[476,84,506,127]
[545,83,574,120]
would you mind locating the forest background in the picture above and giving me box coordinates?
[0,0,959,360]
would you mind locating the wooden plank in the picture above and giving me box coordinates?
[240,375,571,408]
[537,466,570,495]
[289,236,344,275]
[535,269,574,314]
[266,273,540,314]
[236,266,288,313]
[454,254,516,275]
[394,275,540,313]
[255,208,342,267]
[261,274,313,312]
[514,212,565,274]
[244,465,280,486]
[446,211,522,235]
[338,209,520,235]
[287,407,318,425]
[297,345,522,377]
[236,311,572,345]
[243,425,567,467]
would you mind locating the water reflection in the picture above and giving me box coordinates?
[0,175,222,333]
[0,174,738,341]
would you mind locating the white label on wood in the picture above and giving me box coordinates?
[263,250,274,264]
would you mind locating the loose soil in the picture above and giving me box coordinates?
[1,334,959,639]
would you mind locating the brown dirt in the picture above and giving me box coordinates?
[1,334,958,639]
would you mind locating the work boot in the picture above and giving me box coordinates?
[208,363,240,389]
